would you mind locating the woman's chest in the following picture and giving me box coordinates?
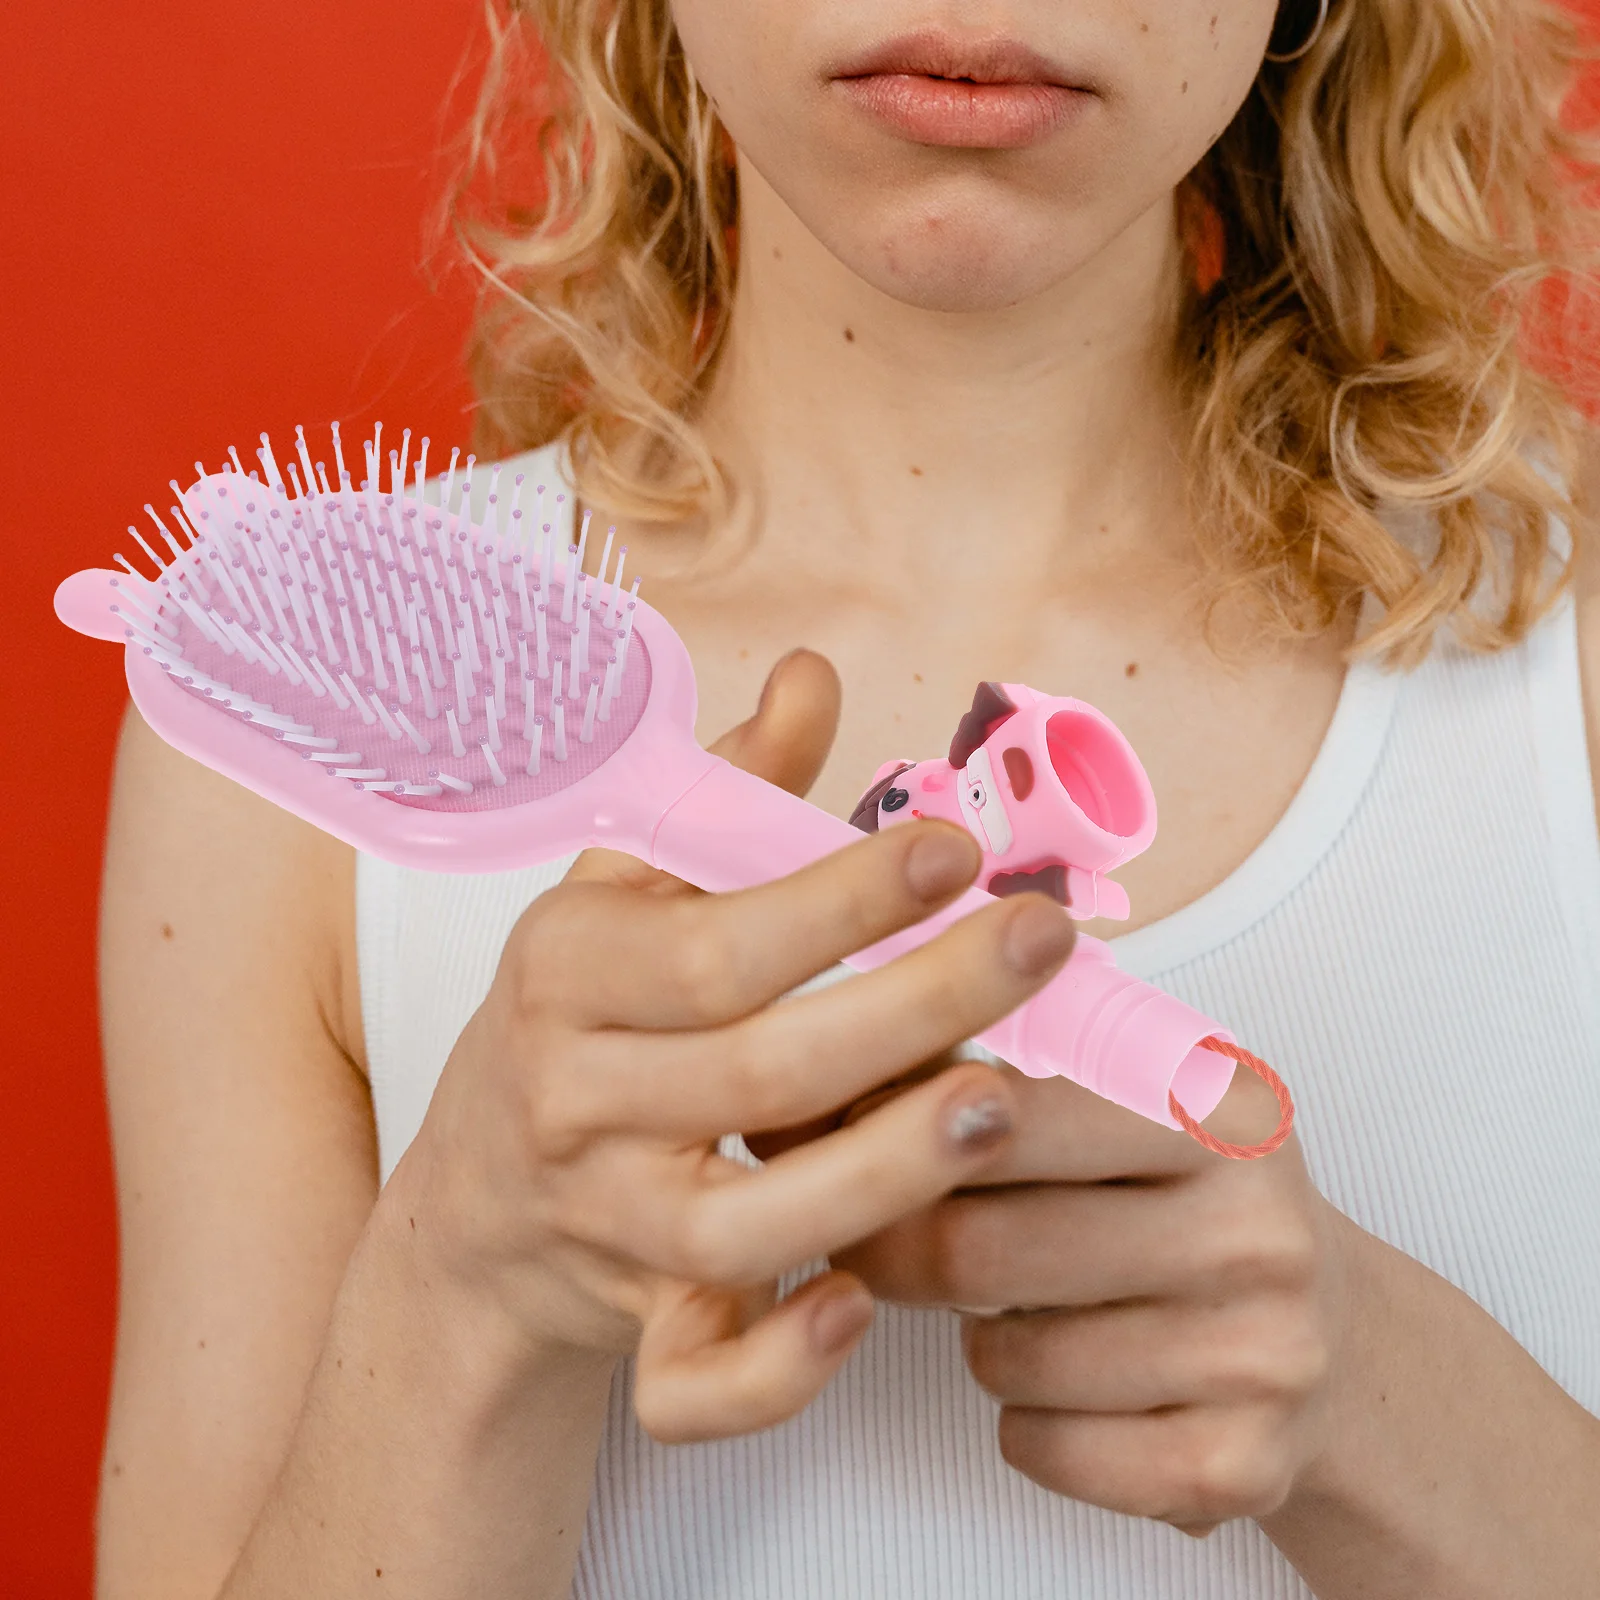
[667,587,1351,939]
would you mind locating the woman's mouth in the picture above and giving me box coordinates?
[830,31,1096,150]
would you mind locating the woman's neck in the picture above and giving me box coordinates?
[691,159,1197,599]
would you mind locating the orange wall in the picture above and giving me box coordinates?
[3,3,1599,1594]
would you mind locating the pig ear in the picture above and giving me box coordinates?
[948,681,1019,768]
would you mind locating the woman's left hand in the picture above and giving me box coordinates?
[830,1063,1355,1539]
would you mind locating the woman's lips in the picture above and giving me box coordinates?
[834,73,1090,149]
[828,31,1094,149]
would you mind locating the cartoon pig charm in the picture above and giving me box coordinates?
[849,682,1157,921]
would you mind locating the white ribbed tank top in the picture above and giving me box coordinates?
[358,446,1600,1598]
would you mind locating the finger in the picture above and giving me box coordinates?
[996,1404,1294,1530]
[632,1270,872,1444]
[836,1181,1210,1309]
[575,888,1071,1138]
[709,647,841,798]
[518,817,1003,1029]
[948,1072,1211,1185]
[563,648,839,892]
[581,1062,1018,1286]
[960,1297,1325,1412]
[840,1163,1309,1311]
[742,1053,955,1162]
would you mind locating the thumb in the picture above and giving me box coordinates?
[565,647,842,890]
[707,647,842,797]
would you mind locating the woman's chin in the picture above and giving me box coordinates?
[830,230,1086,315]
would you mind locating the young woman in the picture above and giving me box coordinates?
[95,1,1600,1596]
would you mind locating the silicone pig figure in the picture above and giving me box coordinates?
[848,682,1158,922]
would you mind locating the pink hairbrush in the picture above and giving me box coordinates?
[56,424,1292,1159]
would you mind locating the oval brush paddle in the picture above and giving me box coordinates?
[55,423,1292,1158]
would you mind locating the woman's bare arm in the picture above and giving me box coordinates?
[96,707,384,1594]
[96,710,625,1600]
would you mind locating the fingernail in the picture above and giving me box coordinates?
[904,829,979,901]
[1003,900,1076,976]
[944,1093,1013,1152]
[810,1287,874,1356]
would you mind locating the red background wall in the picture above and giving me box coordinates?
[3,4,1600,1595]
[1,4,479,1592]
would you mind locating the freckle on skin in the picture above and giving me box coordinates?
[843,327,855,342]
[160,923,174,940]
[913,672,923,683]
[198,1339,206,1349]
[1126,662,1139,678]
[1182,81,1188,93]
[910,465,923,476]
[738,647,749,660]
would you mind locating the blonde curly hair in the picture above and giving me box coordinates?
[450,0,1600,666]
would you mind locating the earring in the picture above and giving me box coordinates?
[1263,0,1330,63]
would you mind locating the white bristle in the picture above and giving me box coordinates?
[606,548,629,625]
[596,526,615,593]
[513,557,534,633]
[370,694,404,742]
[442,448,460,517]
[394,707,432,755]
[384,627,411,704]
[485,698,502,754]
[522,676,539,743]
[414,654,437,719]
[535,601,550,678]
[310,656,350,709]
[577,586,592,676]
[305,749,363,764]
[552,695,568,761]
[331,421,349,487]
[481,738,508,787]
[486,464,504,539]
[340,671,377,724]
[278,729,339,749]
[414,436,430,502]
[581,680,599,744]
[433,769,473,795]
[128,524,168,574]
[446,707,467,759]
[509,475,528,548]
[525,717,543,777]
[453,651,472,723]
[561,543,580,623]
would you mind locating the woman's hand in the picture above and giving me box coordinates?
[834,1062,1352,1539]
[385,651,1081,1446]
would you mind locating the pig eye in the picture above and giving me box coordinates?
[967,779,988,810]
[881,786,911,813]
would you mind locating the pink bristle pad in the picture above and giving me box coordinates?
[145,476,651,813]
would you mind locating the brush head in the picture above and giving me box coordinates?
[56,425,707,870]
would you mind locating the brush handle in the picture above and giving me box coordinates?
[650,758,1237,1131]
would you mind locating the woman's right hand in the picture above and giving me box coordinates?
[387,654,1079,1447]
